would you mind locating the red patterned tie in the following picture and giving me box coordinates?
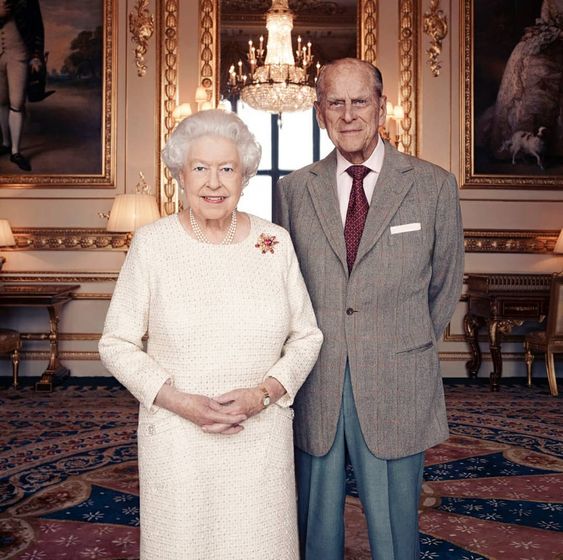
[344,165,371,272]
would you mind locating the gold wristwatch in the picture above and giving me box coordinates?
[259,385,271,408]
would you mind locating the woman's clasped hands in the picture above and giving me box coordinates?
[155,379,285,435]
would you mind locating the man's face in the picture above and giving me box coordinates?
[315,63,386,164]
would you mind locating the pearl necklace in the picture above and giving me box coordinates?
[189,207,237,245]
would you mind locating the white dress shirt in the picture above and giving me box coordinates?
[335,136,385,226]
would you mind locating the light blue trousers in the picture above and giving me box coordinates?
[295,366,424,560]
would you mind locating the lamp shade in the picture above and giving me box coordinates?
[0,219,16,246]
[172,103,192,122]
[107,194,160,232]
[554,229,563,254]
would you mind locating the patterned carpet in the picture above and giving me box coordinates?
[0,381,561,560]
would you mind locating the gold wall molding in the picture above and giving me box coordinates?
[199,0,218,106]
[17,351,100,361]
[3,229,558,254]
[3,351,524,364]
[398,0,418,156]
[159,0,179,216]
[5,228,130,251]
[72,293,112,300]
[439,352,523,362]
[359,0,377,63]
[129,0,155,77]
[423,0,447,77]
[21,333,102,342]
[463,229,560,254]
[0,273,118,283]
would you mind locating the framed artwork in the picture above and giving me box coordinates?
[0,0,115,188]
[461,0,563,189]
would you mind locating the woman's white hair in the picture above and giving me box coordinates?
[161,109,261,186]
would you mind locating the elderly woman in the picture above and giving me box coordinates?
[98,109,322,560]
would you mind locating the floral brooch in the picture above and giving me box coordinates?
[255,233,279,254]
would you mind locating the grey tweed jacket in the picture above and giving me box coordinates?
[274,142,464,459]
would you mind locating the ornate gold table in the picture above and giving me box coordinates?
[464,274,551,391]
[0,284,80,391]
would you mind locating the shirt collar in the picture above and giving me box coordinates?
[336,135,385,177]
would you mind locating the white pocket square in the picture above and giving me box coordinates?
[390,222,421,235]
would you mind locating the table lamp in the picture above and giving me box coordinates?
[106,193,161,246]
[0,219,16,272]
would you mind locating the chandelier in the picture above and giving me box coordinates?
[227,0,319,115]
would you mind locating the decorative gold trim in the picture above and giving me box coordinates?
[200,0,218,107]
[129,0,155,77]
[423,0,447,77]
[359,0,377,63]
[5,229,557,253]
[0,273,118,282]
[21,333,102,342]
[72,293,112,300]
[3,351,526,363]
[463,229,560,254]
[439,352,523,362]
[17,351,101,361]
[5,228,129,251]
[159,0,180,216]
[0,0,116,189]
[398,0,418,156]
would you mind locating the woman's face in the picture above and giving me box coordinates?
[181,135,243,223]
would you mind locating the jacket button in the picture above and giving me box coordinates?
[346,308,356,315]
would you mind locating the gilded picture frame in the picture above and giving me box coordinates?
[461,0,563,189]
[0,0,115,189]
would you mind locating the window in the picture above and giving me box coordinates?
[235,101,332,221]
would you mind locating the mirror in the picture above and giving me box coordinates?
[197,0,378,107]
[219,0,358,102]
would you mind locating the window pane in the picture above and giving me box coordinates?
[237,101,272,170]
[279,110,313,170]
[320,127,333,159]
[238,174,272,221]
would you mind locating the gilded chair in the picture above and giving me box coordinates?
[0,328,21,388]
[524,273,563,396]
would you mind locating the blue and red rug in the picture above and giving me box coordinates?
[1,382,562,559]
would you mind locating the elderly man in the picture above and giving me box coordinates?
[274,58,464,559]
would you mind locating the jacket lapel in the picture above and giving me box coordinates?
[306,151,348,272]
[355,142,414,268]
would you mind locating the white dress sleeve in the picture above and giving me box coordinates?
[265,235,323,407]
[98,230,171,412]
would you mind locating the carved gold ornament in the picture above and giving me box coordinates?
[359,0,378,64]
[129,0,155,78]
[398,0,418,156]
[463,230,561,253]
[160,0,180,215]
[423,0,447,77]
[6,228,130,251]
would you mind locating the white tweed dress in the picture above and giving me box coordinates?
[99,213,323,560]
